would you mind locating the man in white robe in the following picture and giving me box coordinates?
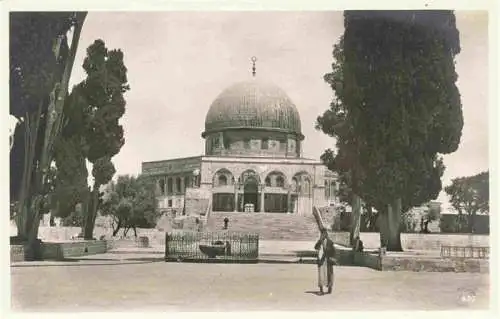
[314,228,336,295]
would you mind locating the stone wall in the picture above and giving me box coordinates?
[349,250,489,273]
[10,245,25,262]
[358,232,490,250]
[10,240,110,262]
[42,240,109,260]
[380,255,489,273]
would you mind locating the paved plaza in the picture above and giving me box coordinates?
[11,254,490,312]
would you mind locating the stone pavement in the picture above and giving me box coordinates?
[11,262,490,311]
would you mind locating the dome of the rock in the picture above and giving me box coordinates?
[202,80,303,139]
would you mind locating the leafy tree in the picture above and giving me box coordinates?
[9,12,87,257]
[445,171,489,233]
[317,11,462,251]
[101,175,159,237]
[54,39,129,239]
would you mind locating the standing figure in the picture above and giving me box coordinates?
[314,228,336,295]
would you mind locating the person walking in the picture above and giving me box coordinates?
[314,228,336,295]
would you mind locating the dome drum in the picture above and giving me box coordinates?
[202,126,304,140]
[204,129,302,158]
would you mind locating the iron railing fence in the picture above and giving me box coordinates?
[165,231,259,263]
[440,245,489,259]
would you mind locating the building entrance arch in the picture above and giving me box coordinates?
[242,176,260,212]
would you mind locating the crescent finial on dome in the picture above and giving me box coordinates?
[251,56,257,77]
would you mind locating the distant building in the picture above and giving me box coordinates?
[405,201,442,232]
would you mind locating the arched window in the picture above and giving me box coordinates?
[265,176,271,187]
[291,177,298,192]
[218,175,228,186]
[265,171,286,188]
[213,169,234,187]
[303,178,311,195]
[240,170,260,184]
[213,136,220,148]
[292,172,311,195]
[276,175,285,188]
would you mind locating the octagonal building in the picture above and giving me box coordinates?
[142,76,338,216]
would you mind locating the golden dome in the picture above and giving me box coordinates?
[202,80,303,139]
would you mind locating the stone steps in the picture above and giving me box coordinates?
[206,212,325,241]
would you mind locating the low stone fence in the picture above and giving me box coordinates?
[379,254,489,273]
[357,232,490,250]
[10,245,25,262]
[350,247,489,273]
[41,240,109,260]
[10,240,110,262]
[312,232,489,251]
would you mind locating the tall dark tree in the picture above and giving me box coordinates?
[55,39,129,239]
[445,171,489,233]
[9,12,87,258]
[317,11,462,251]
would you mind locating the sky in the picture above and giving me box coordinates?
[29,11,489,209]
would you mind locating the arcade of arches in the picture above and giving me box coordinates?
[211,168,312,213]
